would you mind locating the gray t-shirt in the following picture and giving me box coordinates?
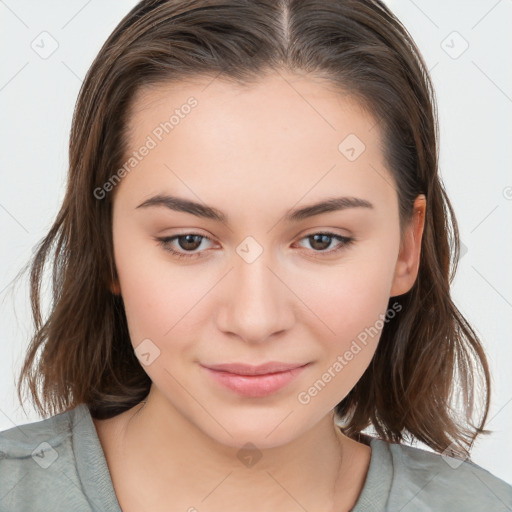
[1,403,511,511]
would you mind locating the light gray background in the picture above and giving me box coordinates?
[1,0,511,485]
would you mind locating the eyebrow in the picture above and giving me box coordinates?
[136,194,374,223]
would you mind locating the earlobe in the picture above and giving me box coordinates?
[110,281,121,295]
[390,195,426,297]
[108,269,121,295]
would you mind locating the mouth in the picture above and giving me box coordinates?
[200,362,310,397]
[202,361,309,375]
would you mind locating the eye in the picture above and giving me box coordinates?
[155,231,354,260]
[155,234,215,260]
[295,232,354,255]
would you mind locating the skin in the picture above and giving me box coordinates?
[93,70,426,512]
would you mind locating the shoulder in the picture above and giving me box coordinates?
[0,404,109,511]
[377,438,512,511]
[0,406,74,455]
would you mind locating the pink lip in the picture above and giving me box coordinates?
[201,362,310,398]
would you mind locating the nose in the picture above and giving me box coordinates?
[215,245,295,344]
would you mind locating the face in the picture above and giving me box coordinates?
[110,71,421,449]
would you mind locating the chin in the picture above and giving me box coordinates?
[195,409,312,451]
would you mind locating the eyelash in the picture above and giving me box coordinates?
[155,232,355,260]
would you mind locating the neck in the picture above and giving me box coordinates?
[98,385,370,512]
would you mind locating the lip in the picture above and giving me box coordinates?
[200,362,310,398]
[202,361,308,375]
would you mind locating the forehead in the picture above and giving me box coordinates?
[127,71,379,144]
[118,71,394,214]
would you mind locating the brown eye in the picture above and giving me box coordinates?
[155,233,214,260]
[308,234,334,251]
[298,232,354,254]
[155,231,354,261]
[175,234,203,251]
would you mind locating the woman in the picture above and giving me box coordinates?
[1,0,511,510]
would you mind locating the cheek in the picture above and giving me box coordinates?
[113,225,210,349]
[117,266,213,351]
[291,242,399,398]
[299,251,397,342]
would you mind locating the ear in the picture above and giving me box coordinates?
[390,195,426,297]
[110,280,121,295]
[108,269,121,295]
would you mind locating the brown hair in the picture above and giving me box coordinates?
[16,0,490,457]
